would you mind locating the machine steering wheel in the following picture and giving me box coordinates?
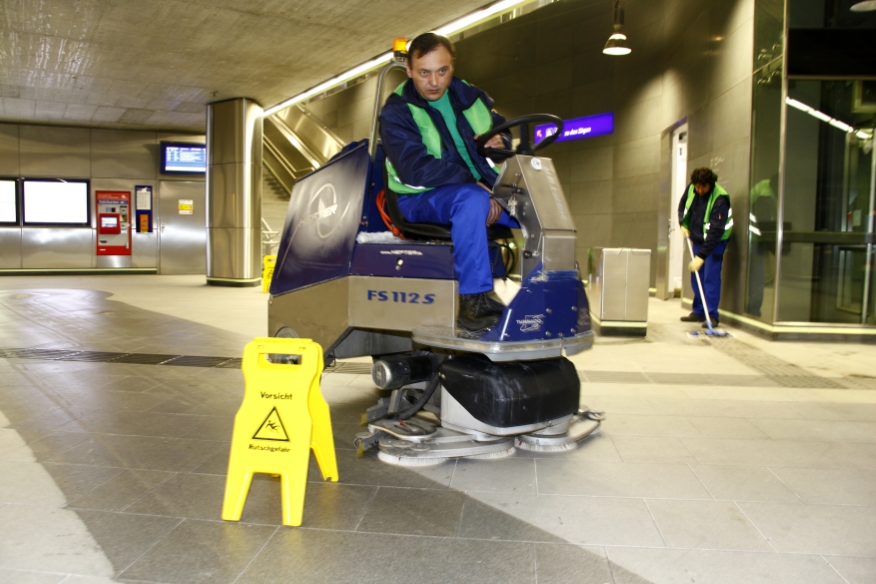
[476,113,564,159]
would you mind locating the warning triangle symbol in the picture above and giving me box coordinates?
[252,406,290,442]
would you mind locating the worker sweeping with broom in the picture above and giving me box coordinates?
[678,168,733,335]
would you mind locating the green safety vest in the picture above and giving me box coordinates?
[385,81,496,195]
[681,183,733,240]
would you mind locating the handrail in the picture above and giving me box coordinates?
[369,60,407,159]
[268,115,324,169]
[263,136,299,192]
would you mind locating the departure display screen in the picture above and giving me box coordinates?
[22,180,89,225]
[161,142,207,174]
[534,112,614,144]
[0,180,16,223]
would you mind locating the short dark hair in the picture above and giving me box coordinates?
[407,32,456,64]
[690,167,718,186]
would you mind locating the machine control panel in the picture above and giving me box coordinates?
[95,190,132,256]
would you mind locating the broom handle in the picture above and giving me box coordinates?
[686,237,714,329]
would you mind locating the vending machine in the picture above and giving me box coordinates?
[95,190,132,267]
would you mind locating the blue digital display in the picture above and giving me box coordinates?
[161,142,207,174]
[534,112,614,143]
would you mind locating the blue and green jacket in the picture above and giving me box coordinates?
[678,183,733,258]
[379,77,507,194]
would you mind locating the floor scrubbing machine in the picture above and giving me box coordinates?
[268,61,603,466]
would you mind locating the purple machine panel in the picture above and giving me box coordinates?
[534,112,614,144]
[351,243,455,280]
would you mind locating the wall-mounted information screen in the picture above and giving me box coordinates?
[23,180,89,225]
[0,180,16,223]
[161,142,207,174]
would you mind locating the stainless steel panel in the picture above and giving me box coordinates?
[206,98,263,281]
[207,99,263,166]
[0,228,22,268]
[588,247,605,320]
[0,124,19,175]
[207,163,260,227]
[97,255,132,268]
[91,129,157,179]
[349,276,457,331]
[494,155,577,277]
[626,249,652,321]
[206,227,260,280]
[21,227,94,269]
[269,277,350,350]
[158,180,206,275]
[20,125,91,178]
[132,232,158,268]
[602,250,627,320]
[589,247,651,322]
[655,130,672,300]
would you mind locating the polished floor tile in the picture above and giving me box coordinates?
[609,434,700,464]
[450,456,537,494]
[236,528,539,584]
[0,505,116,575]
[739,501,876,555]
[72,509,181,573]
[118,519,277,584]
[536,459,712,499]
[54,409,209,438]
[682,436,876,469]
[66,468,175,512]
[685,416,771,439]
[48,434,225,472]
[690,464,800,503]
[456,496,566,543]
[770,467,876,506]
[751,418,876,442]
[824,555,876,584]
[466,492,667,547]
[646,498,772,551]
[606,547,846,584]
[356,486,466,536]
[600,413,704,437]
[0,568,68,584]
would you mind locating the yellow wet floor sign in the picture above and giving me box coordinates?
[222,338,337,526]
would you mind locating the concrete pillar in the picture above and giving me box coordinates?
[206,98,263,286]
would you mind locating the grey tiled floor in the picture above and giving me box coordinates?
[0,276,875,583]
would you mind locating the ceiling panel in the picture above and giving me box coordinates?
[0,0,493,132]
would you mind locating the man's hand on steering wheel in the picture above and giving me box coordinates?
[475,133,505,150]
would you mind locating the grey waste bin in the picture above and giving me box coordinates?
[588,248,651,336]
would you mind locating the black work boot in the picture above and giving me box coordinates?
[457,293,503,338]
[680,312,706,323]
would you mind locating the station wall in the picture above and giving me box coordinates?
[0,123,206,272]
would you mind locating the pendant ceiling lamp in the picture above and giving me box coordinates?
[603,0,631,56]
[850,1,876,12]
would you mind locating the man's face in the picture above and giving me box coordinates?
[406,45,454,101]
[694,182,712,196]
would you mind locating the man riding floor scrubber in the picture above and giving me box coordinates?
[267,45,602,466]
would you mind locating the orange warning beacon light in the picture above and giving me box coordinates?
[393,37,408,58]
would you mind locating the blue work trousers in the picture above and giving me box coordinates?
[397,183,517,295]
[691,240,728,321]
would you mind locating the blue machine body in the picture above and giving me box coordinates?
[270,137,591,346]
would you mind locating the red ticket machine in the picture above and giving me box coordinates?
[96,191,131,256]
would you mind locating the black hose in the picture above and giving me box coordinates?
[391,370,441,421]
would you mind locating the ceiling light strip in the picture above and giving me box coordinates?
[785,97,872,140]
[263,0,536,116]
